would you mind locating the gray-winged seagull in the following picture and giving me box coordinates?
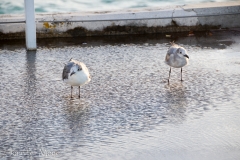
[165,42,189,84]
[62,58,91,98]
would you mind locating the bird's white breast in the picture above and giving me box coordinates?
[170,55,188,68]
[64,69,90,86]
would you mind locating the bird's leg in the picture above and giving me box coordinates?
[78,86,80,99]
[168,67,171,84]
[71,86,73,99]
[181,68,183,81]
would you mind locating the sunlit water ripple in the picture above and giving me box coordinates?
[0,32,240,159]
[0,0,239,14]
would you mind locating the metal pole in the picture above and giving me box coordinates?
[24,0,36,50]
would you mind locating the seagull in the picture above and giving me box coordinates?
[62,58,91,99]
[165,42,189,84]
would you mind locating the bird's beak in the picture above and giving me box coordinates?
[70,71,75,76]
[184,55,189,59]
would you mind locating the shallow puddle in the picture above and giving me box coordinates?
[0,31,240,159]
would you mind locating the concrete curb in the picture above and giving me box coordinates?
[0,1,240,39]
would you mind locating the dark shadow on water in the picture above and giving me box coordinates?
[0,30,239,50]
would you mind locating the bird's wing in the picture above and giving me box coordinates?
[62,62,74,80]
[165,52,171,62]
[166,46,177,61]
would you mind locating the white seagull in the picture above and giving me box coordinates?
[165,42,189,83]
[62,58,91,98]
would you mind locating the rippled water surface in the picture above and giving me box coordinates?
[0,0,239,14]
[0,31,240,160]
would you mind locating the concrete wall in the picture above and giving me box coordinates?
[0,1,240,39]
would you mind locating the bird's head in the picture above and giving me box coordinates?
[70,64,82,76]
[176,47,189,59]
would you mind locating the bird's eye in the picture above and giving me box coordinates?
[180,52,182,54]
[78,68,80,71]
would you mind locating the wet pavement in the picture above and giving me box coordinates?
[0,30,240,160]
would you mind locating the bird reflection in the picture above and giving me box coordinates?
[164,84,188,123]
[64,99,90,135]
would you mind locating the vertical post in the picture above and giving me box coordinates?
[24,0,36,50]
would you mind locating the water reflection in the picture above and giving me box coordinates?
[1,50,39,159]
[18,50,39,159]
[25,50,37,97]
[1,35,240,159]
[164,84,188,123]
[64,99,90,134]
